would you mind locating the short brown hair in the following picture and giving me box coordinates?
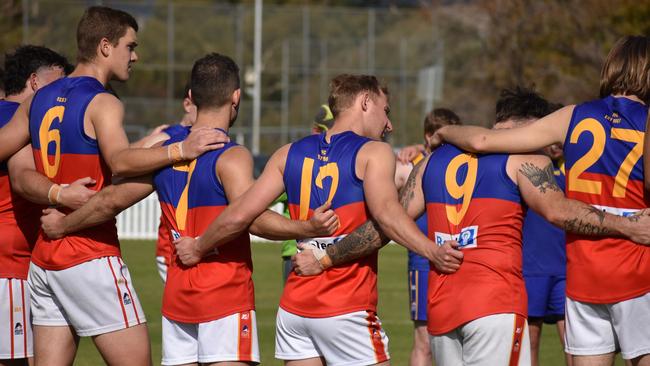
[424,108,461,136]
[328,74,388,118]
[600,35,650,104]
[190,53,240,109]
[77,6,138,63]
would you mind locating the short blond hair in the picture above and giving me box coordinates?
[328,74,388,118]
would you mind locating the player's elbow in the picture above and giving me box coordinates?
[224,211,250,236]
[466,134,490,153]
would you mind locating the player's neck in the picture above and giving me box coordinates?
[69,62,111,86]
[325,112,363,141]
[612,93,644,104]
[193,107,231,132]
[4,90,30,104]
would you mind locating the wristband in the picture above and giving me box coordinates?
[168,142,183,162]
[47,184,62,205]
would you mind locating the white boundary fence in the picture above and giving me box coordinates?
[116,193,278,243]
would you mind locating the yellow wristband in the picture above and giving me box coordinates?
[318,254,333,270]
[47,184,61,205]
[168,142,183,162]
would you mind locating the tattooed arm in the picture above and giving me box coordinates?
[293,155,463,276]
[511,154,650,244]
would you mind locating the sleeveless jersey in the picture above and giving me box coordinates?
[407,152,430,271]
[522,161,566,276]
[153,128,254,323]
[563,96,650,303]
[28,76,119,270]
[423,144,525,335]
[281,131,373,317]
[155,124,188,264]
[0,101,39,279]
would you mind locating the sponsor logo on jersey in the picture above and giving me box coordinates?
[123,293,132,305]
[434,226,478,249]
[14,322,23,336]
[591,204,638,217]
[298,235,347,251]
[171,230,181,240]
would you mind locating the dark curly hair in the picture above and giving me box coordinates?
[3,45,72,96]
[494,86,552,124]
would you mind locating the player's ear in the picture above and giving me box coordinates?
[99,37,111,58]
[232,89,241,112]
[360,92,370,112]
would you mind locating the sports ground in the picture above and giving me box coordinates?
[72,241,610,366]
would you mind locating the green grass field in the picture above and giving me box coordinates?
[72,240,606,365]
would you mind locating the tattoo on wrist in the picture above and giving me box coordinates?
[325,220,388,266]
[519,162,561,193]
[399,160,424,210]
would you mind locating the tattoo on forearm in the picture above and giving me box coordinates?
[563,206,611,236]
[399,161,424,210]
[586,206,606,225]
[563,218,611,236]
[326,220,389,266]
[519,162,562,193]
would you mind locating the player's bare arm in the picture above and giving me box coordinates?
[40,175,154,239]
[512,154,650,244]
[294,155,461,276]
[217,145,338,240]
[433,106,574,153]
[0,97,32,161]
[397,144,425,164]
[174,144,290,266]
[8,144,97,209]
[89,93,229,177]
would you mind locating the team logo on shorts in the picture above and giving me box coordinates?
[241,312,249,320]
[14,323,23,336]
[434,226,478,249]
[123,293,132,305]
[241,324,250,338]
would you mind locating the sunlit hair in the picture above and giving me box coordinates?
[77,6,138,63]
[600,35,650,104]
[328,74,388,118]
[423,108,461,137]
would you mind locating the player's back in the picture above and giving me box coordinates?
[153,128,254,323]
[564,95,650,303]
[423,144,526,335]
[0,100,39,279]
[27,76,118,271]
[281,131,375,317]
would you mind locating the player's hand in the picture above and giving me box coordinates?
[292,242,326,276]
[149,124,170,136]
[41,208,66,239]
[428,130,443,149]
[397,144,424,164]
[430,240,463,274]
[626,209,650,245]
[57,177,97,210]
[174,236,202,266]
[308,202,339,237]
[182,127,230,159]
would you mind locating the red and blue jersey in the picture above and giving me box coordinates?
[153,127,254,323]
[563,96,650,303]
[423,144,526,335]
[0,100,39,279]
[281,131,374,317]
[28,76,118,270]
[155,123,191,264]
[522,161,566,276]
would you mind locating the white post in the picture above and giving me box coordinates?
[252,0,263,155]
